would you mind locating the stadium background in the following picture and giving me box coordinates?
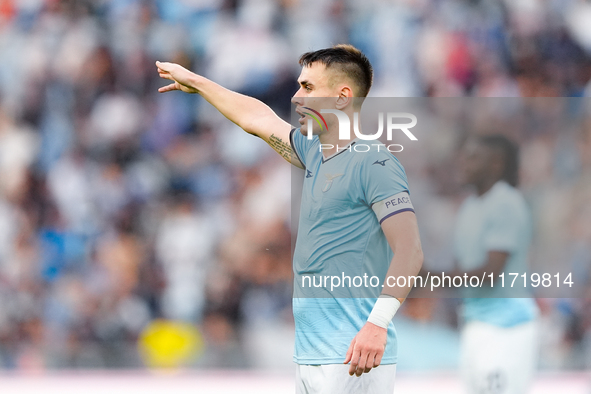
[0,0,589,392]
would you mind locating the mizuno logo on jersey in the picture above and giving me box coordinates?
[373,159,389,166]
[306,170,313,178]
[322,173,344,192]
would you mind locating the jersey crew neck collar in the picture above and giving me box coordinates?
[321,138,359,163]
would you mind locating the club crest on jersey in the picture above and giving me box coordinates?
[323,173,343,192]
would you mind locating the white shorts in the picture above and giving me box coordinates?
[460,320,538,394]
[295,363,396,394]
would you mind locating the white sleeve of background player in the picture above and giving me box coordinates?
[372,191,414,224]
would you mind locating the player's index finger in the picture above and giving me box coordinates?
[155,61,170,70]
[343,340,354,363]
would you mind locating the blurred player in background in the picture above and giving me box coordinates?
[453,135,539,394]
[156,44,423,393]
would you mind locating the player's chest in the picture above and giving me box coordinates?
[304,157,357,196]
[301,158,364,218]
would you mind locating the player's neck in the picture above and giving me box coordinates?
[318,129,355,159]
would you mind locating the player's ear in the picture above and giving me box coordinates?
[335,86,353,110]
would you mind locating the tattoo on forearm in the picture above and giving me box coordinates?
[269,134,293,161]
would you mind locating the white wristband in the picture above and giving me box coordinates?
[367,296,401,329]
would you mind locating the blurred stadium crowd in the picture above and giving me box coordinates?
[0,0,589,371]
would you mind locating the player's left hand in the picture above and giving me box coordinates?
[343,322,387,377]
[156,61,200,94]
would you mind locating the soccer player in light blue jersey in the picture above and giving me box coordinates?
[454,135,539,394]
[156,45,423,393]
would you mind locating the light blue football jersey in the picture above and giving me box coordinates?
[290,128,413,364]
[454,181,539,327]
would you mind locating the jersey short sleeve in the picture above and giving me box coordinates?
[362,152,413,222]
[290,128,314,169]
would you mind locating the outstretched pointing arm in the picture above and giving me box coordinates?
[156,61,302,168]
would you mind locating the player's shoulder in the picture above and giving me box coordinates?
[292,127,317,142]
[291,127,320,152]
[354,142,404,170]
